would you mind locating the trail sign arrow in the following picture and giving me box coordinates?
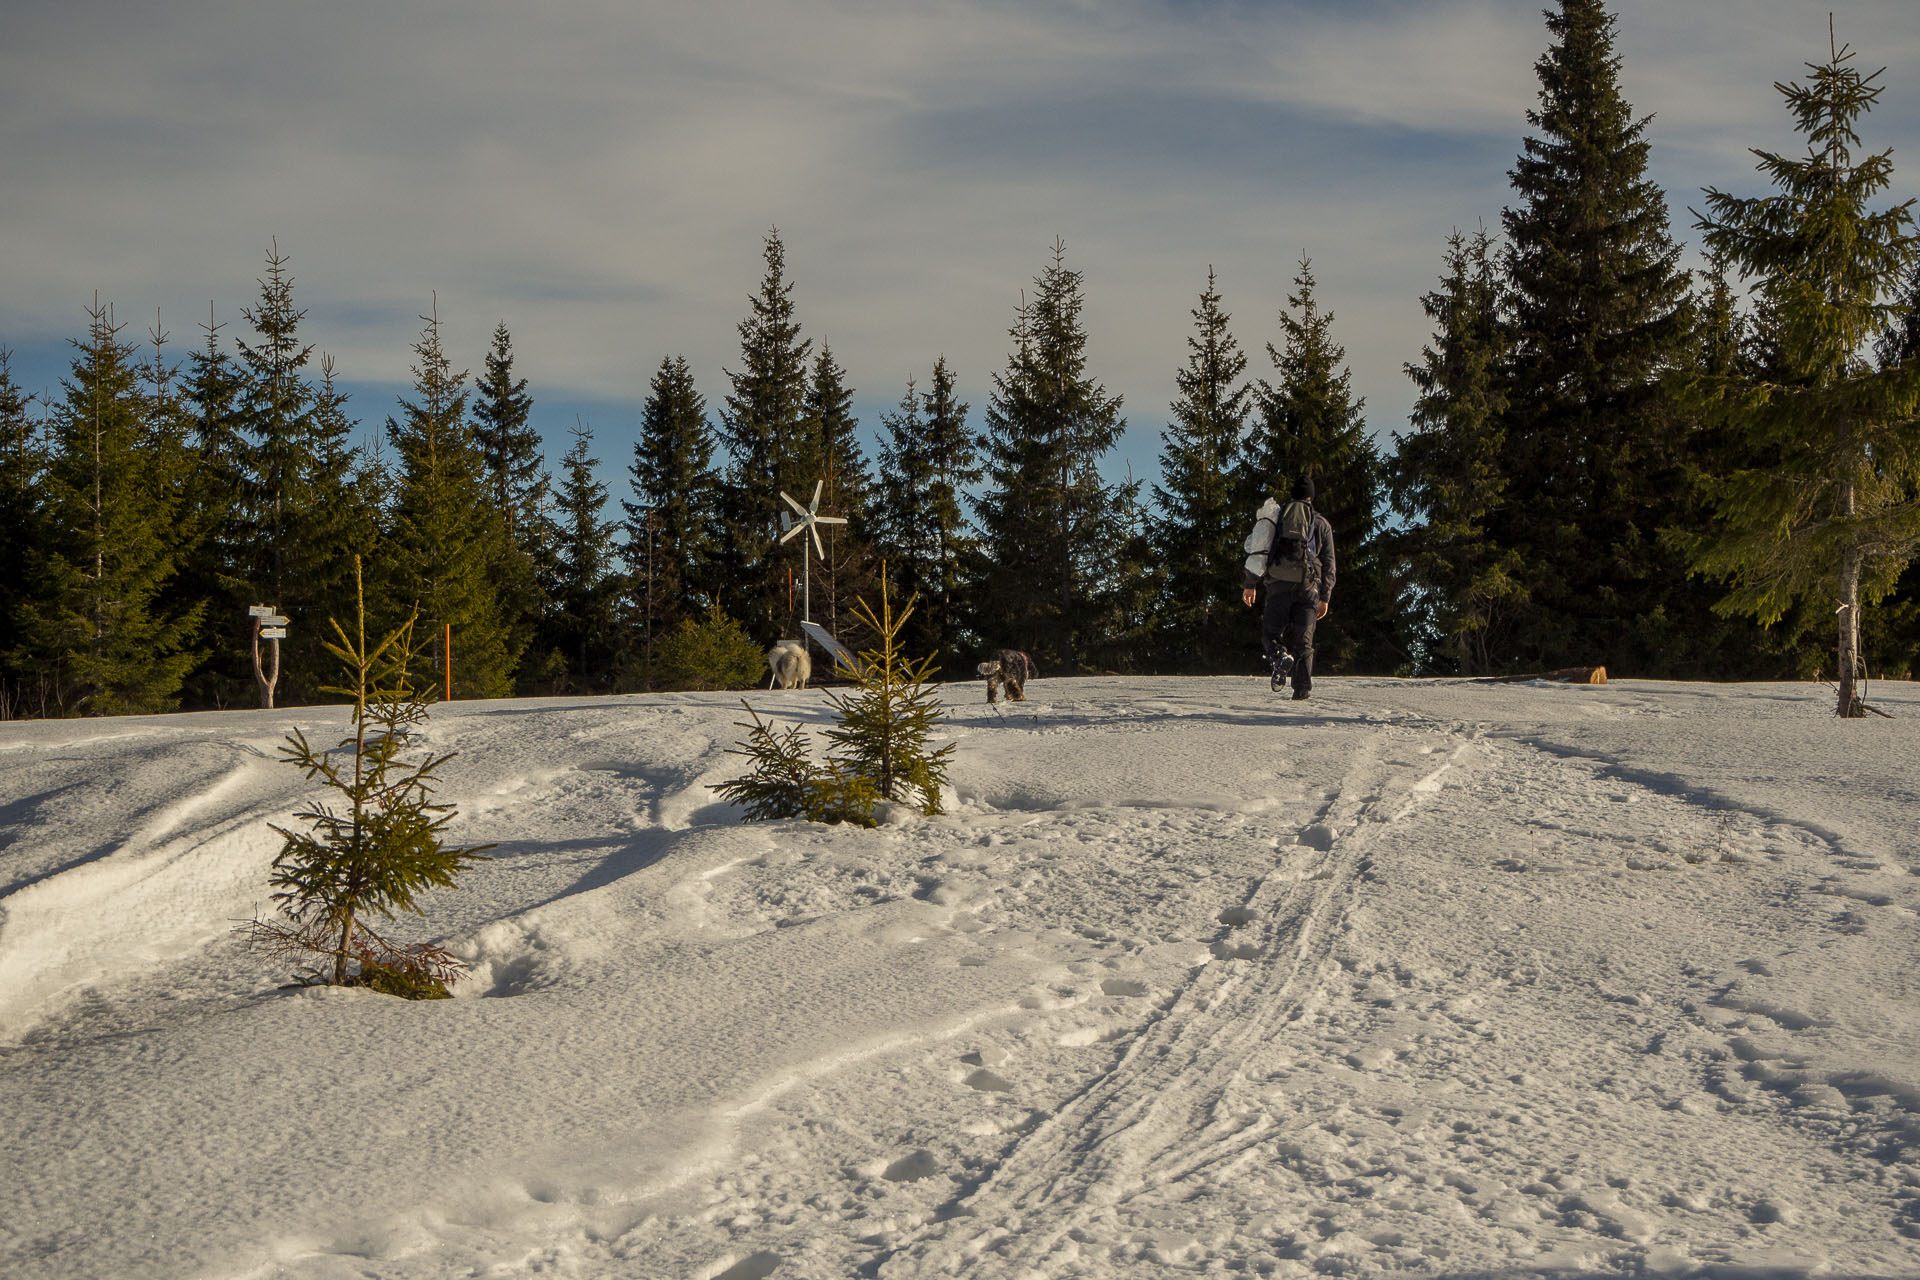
[255,615,289,628]
[259,627,288,640]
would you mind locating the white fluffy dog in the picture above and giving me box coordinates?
[766,639,812,690]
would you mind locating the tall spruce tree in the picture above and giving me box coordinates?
[805,343,873,643]
[234,242,318,610]
[1496,0,1695,673]
[1240,259,1397,673]
[1690,30,1920,715]
[1389,229,1525,675]
[0,348,44,711]
[234,244,368,702]
[719,229,815,638]
[918,358,982,664]
[470,321,550,687]
[626,354,723,683]
[471,322,548,539]
[973,240,1128,671]
[383,305,517,699]
[18,302,200,715]
[1153,268,1253,673]
[177,306,253,708]
[876,359,982,665]
[546,421,620,691]
[874,378,938,656]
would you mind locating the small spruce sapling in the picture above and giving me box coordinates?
[712,703,880,826]
[825,566,953,815]
[246,558,492,995]
[713,567,949,824]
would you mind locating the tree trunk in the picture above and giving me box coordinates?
[334,909,355,986]
[1836,464,1864,718]
[1838,539,1864,718]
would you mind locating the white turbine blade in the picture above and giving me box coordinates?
[815,515,847,527]
[810,522,826,558]
[780,523,806,544]
[780,490,808,518]
[810,479,824,510]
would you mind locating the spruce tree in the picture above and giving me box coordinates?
[177,306,253,708]
[249,558,491,993]
[1153,268,1253,673]
[234,244,369,702]
[1662,261,1824,680]
[1496,0,1695,673]
[0,348,44,712]
[718,229,815,638]
[973,240,1128,671]
[918,358,982,663]
[1240,259,1397,673]
[804,342,872,641]
[470,321,550,686]
[547,421,621,691]
[19,302,201,715]
[1690,30,1920,715]
[1389,229,1525,674]
[875,360,982,664]
[873,378,936,651]
[234,241,318,611]
[822,568,953,815]
[383,305,517,699]
[625,354,723,683]
[471,322,547,538]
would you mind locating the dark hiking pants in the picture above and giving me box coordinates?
[1262,584,1318,695]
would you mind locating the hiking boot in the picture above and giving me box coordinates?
[1292,687,1311,701]
[1269,652,1294,693]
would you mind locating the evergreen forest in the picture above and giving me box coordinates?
[4,1,1919,719]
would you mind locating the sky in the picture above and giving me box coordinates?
[4,0,1920,497]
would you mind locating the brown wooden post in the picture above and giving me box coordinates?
[443,623,453,702]
[250,605,284,709]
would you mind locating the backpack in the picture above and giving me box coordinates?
[1264,499,1317,587]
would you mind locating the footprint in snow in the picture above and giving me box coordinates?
[709,1251,782,1280]
[1297,823,1336,851]
[881,1149,942,1183]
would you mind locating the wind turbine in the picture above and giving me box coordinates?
[778,479,847,626]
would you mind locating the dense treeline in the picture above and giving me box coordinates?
[3,0,1918,719]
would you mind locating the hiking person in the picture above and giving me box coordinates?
[1241,474,1336,700]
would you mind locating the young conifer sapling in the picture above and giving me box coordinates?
[246,557,492,995]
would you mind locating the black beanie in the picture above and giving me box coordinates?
[1292,474,1315,501]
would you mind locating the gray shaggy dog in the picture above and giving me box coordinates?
[766,639,812,690]
[977,649,1035,703]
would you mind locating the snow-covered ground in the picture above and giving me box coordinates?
[2,676,1918,1280]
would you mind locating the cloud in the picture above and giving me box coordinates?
[3,0,1918,490]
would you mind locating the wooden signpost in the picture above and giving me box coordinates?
[248,605,288,709]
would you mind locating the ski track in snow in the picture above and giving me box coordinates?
[872,726,1469,1276]
[2,679,1919,1280]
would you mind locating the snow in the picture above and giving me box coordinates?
[2,676,1918,1279]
